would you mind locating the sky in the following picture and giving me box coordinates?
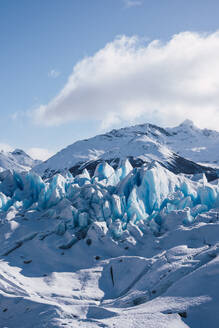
[1,0,219,160]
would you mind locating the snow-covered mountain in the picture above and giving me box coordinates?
[166,119,219,166]
[0,148,41,172]
[33,120,219,179]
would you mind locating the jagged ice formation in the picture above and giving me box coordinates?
[1,159,219,247]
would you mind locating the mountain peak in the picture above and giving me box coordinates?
[0,148,41,172]
[179,119,195,129]
[11,149,30,157]
[33,119,219,178]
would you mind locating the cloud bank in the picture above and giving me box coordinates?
[34,31,219,130]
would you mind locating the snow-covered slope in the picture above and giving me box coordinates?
[33,120,219,179]
[0,149,41,172]
[0,160,219,327]
[166,119,219,166]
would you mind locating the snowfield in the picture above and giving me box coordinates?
[0,121,219,327]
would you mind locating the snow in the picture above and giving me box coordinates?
[1,120,219,327]
[0,156,219,326]
[166,120,219,166]
[0,149,41,172]
[33,120,219,178]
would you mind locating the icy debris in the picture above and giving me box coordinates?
[127,221,143,241]
[86,222,108,242]
[102,200,111,218]
[55,221,66,236]
[94,162,115,180]
[78,212,89,228]
[191,204,208,217]
[0,192,10,211]
[111,219,123,239]
[0,159,219,242]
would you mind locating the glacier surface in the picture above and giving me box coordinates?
[1,160,219,236]
[0,160,219,327]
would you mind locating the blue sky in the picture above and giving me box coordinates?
[1,0,219,159]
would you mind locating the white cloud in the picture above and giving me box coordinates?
[10,110,30,122]
[48,69,60,79]
[34,32,219,131]
[27,147,54,161]
[123,0,143,8]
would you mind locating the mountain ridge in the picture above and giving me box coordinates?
[0,148,41,172]
[33,120,219,179]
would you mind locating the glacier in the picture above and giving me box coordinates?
[0,159,219,327]
[0,159,218,239]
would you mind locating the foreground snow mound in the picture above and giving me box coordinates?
[0,160,219,327]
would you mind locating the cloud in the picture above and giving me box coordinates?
[34,32,219,131]
[123,0,143,8]
[48,69,60,79]
[11,112,18,121]
[10,110,28,121]
[27,147,54,161]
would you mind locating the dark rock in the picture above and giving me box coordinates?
[178,311,187,318]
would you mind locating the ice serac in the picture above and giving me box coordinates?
[116,158,133,180]
[1,154,219,327]
[94,162,115,180]
[1,158,219,238]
